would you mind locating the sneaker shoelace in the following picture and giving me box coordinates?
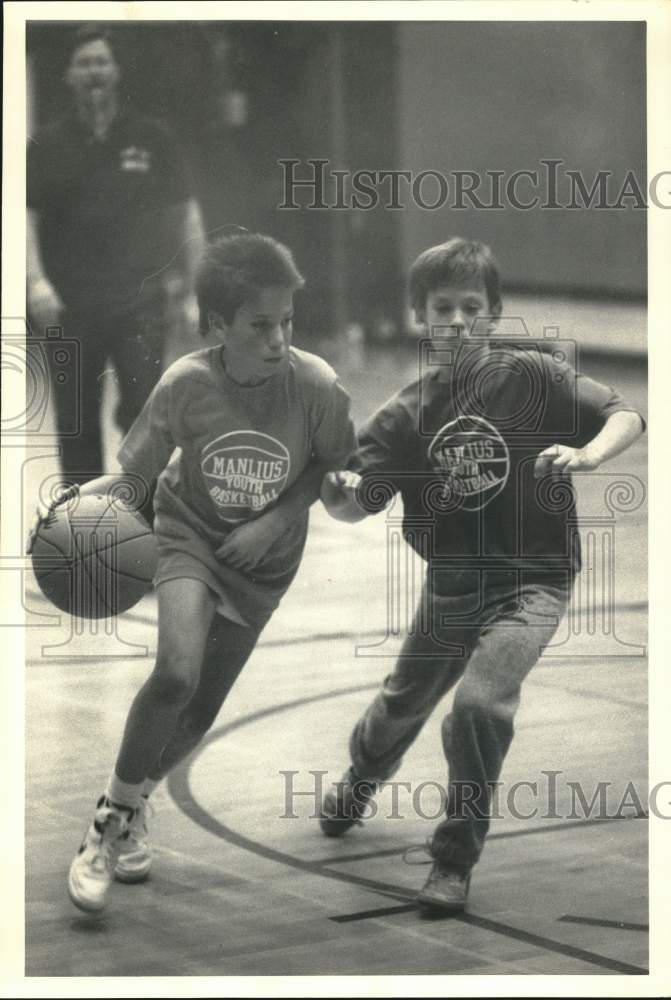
[402,841,434,866]
[402,840,466,880]
[115,797,156,875]
[87,805,132,872]
[125,797,154,845]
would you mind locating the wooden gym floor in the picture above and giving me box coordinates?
[22,298,650,980]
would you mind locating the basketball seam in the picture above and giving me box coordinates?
[30,531,73,560]
[85,550,154,585]
[69,496,152,564]
[34,498,154,615]
[31,565,70,585]
[87,535,156,581]
[68,528,152,559]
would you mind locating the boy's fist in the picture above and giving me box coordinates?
[320,470,365,522]
[533,444,599,478]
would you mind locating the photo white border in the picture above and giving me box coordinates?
[3,1,669,995]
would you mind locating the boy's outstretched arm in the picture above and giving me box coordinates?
[534,410,645,478]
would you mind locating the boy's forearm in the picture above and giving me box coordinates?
[271,457,331,527]
[78,473,154,510]
[77,474,126,497]
[583,410,645,467]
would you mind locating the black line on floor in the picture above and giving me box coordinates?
[25,585,385,644]
[458,913,647,975]
[24,584,648,654]
[558,915,648,932]
[330,903,416,923]
[531,677,647,711]
[315,813,648,867]
[317,845,410,867]
[167,684,649,977]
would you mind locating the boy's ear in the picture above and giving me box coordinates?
[414,307,427,330]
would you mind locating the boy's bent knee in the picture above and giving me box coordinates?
[380,665,448,717]
[453,682,520,722]
[148,661,198,706]
[176,706,217,741]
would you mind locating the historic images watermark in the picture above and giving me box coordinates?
[278,158,668,211]
[278,769,660,822]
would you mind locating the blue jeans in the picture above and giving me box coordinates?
[350,569,571,869]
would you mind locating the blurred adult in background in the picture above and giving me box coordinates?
[27,22,205,489]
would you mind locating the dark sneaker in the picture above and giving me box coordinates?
[416,862,471,913]
[403,842,472,914]
[319,767,377,837]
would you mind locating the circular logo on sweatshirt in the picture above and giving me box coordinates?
[201,431,291,523]
[428,415,509,511]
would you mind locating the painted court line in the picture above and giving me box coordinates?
[330,903,417,923]
[558,915,648,932]
[24,584,647,652]
[167,684,648,977]
[314,812,648,867]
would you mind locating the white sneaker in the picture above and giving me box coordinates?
[68,797,135,913]
[115,795,153,883]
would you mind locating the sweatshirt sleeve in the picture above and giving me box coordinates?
[117,376,177,482]
[311,376,357,466]
[543,354,646,447]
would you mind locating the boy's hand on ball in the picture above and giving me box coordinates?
[533,444,599,478]
[26,483,79,555]
[215,510,286,571]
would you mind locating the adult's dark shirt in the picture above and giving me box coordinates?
[27,108,191,312]
[349,346,644,582]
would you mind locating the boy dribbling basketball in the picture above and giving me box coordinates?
[45,232,356,912]
[319,238,645,913]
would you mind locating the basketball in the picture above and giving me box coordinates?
[31,493,158,618]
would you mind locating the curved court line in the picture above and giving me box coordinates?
[167,683,648,976]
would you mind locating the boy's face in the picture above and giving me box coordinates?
[213,286,294,386]
[418,281,497,339]
[416,281,499,380]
